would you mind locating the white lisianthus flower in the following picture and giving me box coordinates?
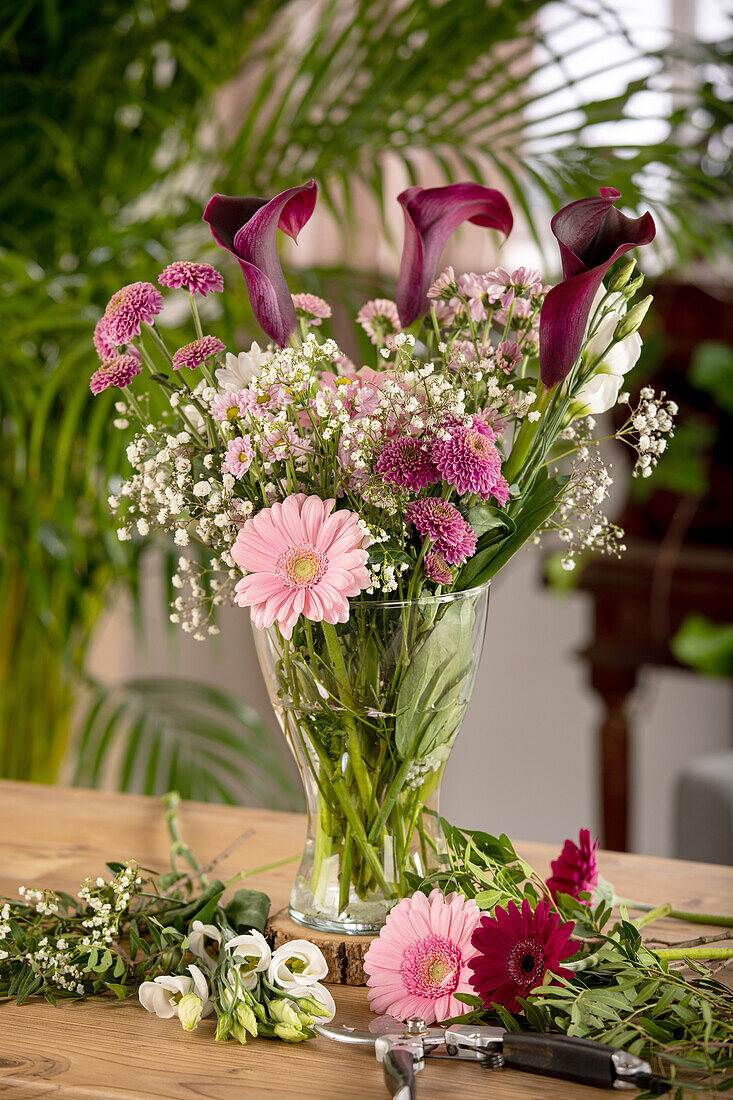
[573,285,643,416]
[572,372,623,417]
[225,928,271,990]
[138,963,213,1028]
[187,920,222,971]
[296,981,336,1022]
[215,343,272,392]
[267,939,329,991]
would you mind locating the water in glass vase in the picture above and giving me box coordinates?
[253,583,489,934]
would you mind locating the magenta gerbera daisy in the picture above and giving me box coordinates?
[375,437,439,492]
[356,298,401,345]
[89,350,142,395]
[292,293,332,326]
[468,899,579,1013]
[222,436,254,479]
[547,829,600,903]
[232,494,371,639]
[93,316,119,360]
[158,261,224,297]
[432,423,505,501]
[104,282,163,344]
[172,335,226,372]
[364,889,480,1024]
[405,498,476,566]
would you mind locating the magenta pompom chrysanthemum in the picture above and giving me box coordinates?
[375,437,439,492]
[93,316,119,360]
[432,423,505,501]
[104,282,163,344]
[292,293,332,326]
[90,351,142,395]
[232,494,371,639]
[406,498,476,566]
[172,335,226,372]
[356,298,401,345]
[468,899,579,1013]
[547,829,600,902]
[158,261,224,297]
[424,551,452,585]
[364,889,481,1024]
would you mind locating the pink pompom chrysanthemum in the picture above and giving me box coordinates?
[158,261,224,297]
[292,293,332,326]
[363,889,481,1024]
[232,494,371,639]
[172,335,226,372]
[468,899,579,1013]
[375,437,439,492]
[93,316,119,360]
[424,551,452,586]
[405,498,477,566]
[222,436,255,479]
[104,282,163,344]
[547,829,599,902]
[90,351,143,395]
[356,299,401,345]
[432,423,506,502]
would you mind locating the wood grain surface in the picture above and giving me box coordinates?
[0,780,731,1099]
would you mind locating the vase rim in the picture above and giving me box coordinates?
[348,579,490,610]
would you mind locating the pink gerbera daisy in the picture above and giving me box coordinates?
[406,498,477,566]
[468,899,579,1013]
[158,261,224,297]
[432,423,505,501]
[104,282,164,344]
[93,316,119,360]
[222,436,254,479]
[375,437,439,492]
[547,829,600,902]
[364,889,480,1024]
[356,298,401,345]
[292,293,332,326]
[172,335,226,371]
[89,350,142,395]
[232,494,371,639]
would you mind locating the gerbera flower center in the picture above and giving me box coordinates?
[506,937,545,987]
[401,935,461,999]
[277,545,327,588]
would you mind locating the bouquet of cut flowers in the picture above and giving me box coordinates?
[92,180,676,930]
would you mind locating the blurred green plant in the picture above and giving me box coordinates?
[2,0,730,795]
[671,615,733,678]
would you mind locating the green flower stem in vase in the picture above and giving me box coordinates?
[253,584,490,934]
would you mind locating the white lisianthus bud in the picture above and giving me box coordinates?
[177,991,204,1031]
[267,940,329,991]
[295,982,336,1022]
[614,295,653,341]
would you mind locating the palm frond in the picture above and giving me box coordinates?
[73,677,303,809]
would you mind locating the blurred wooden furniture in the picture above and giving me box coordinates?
[578,281,733,851]
[2,780,732,1098]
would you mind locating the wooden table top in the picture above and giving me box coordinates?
[1,780,731,1099]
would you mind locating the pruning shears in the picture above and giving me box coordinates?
[316,1016,671,1098]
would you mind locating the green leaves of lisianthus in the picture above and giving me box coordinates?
[225,889,271,936]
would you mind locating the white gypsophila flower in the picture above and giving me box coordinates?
[138,963,213,1024]
[187,920,222,971]
[225,928,271,991]
[215,342,272,392]
[267,939,329,991]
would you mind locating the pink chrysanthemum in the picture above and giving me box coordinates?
[210,391,247,423]
[356,299,401,345]
[260,424,312,463]
[232,494,370,639]
[89,351,142,395]
[424,551,452,586]
[427,266,457,300]
[292,293,332,326]
[432,424,505,501]
[405,499,477,566]
[158,261,224,297]
[222,436,255,479]
[104,282,163,344]
[93,316,119,360]
[364,889,480,1024]
[375,437,439,492]
[468,899,579,1013]
[496,340,522,374]
[172,335,226,372]
[547,829,600,902]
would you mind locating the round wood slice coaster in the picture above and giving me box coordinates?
[267,907,375,985]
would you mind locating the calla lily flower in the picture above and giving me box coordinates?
[539,187,655,388]
[203,181,317,347]
[396,183,513,326]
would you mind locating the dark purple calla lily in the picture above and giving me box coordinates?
[396,183,513,326]
[539,187,655,388]
[203,180,317,347]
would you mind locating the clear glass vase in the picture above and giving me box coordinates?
[253,583,490,934]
